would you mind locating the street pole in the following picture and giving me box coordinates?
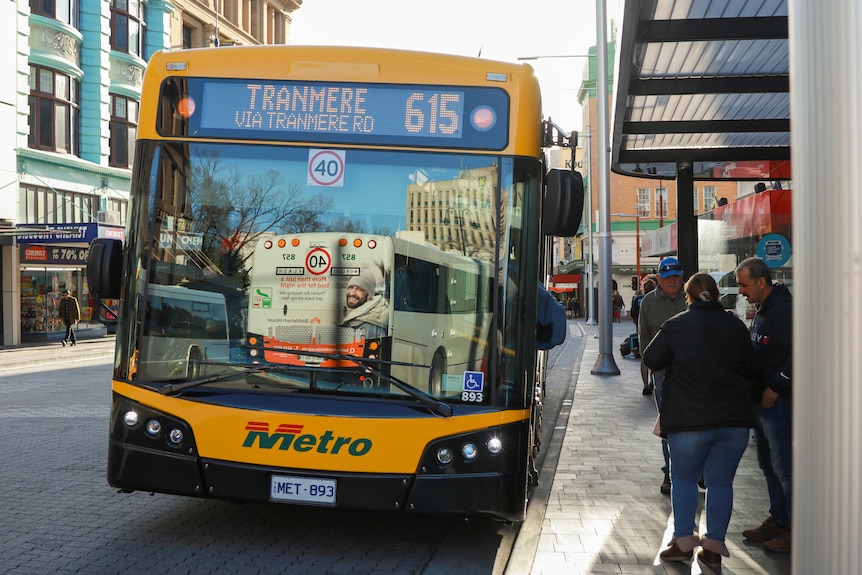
[591,0,619,375]
[658,180,664,228]
[635,215,641,277]
[584,128,596,325]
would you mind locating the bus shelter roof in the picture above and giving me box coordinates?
[611,0,790,181]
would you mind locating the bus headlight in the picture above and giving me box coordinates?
[419,423,522,475]
[436,448,454,466]
[145,419,162,438]
[112,396,196,454]
[461,443,479,462]
[122,410,140,427]
[168,428,184,446]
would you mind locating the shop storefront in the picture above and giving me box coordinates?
[17,223,124,343]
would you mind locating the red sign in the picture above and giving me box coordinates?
[23,246,48,262]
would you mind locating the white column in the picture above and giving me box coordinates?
[3,245,20,346]
[791,0,862,571]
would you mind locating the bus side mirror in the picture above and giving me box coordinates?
[543,169,584,237]
[87,238,124,298]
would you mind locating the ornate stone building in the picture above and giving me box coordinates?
[1,0,301,345]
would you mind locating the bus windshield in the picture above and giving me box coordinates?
[121,140,542,407]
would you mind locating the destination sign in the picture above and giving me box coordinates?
[164,78,509,150]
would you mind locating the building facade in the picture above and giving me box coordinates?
[570,37,741,313]
[2,0,299,345]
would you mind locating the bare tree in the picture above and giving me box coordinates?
[190,149,333,277]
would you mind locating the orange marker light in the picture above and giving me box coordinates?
[176,97,196,118]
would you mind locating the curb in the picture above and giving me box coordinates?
[0,337,116,372]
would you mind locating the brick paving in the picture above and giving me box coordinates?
[511,320,792,575]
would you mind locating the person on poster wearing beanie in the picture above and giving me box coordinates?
[341,270,389,339]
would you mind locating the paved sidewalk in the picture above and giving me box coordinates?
[517,321,792,575]
[0,335,115,372]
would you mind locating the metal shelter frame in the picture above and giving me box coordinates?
[611,2,862,572]
[611,0,790,276]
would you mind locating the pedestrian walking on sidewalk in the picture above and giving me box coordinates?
[59,290,80,347]
[612,290,624,322]
[633,274,658,392]
[638,257,687,494]
[643,272,757,567]
[736,256,794,553]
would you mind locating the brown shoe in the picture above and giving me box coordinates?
[698,548,722,567]
[764,525,791,553]
[659,540,693,562]
[743,516,783,542]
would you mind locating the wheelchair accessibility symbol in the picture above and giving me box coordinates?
[463,371,484,392]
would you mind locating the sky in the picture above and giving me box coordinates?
[289,0,617,134]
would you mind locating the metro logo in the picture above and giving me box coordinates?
[242,421,372,456]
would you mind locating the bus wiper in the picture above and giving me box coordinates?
[158,365,295,396]
[256,346,454,418]
[346,356,454,418]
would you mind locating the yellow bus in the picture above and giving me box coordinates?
[88,45,582,521]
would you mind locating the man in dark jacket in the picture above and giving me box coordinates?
[59,289,81,347]
[735,257,793,553]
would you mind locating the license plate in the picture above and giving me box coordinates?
[270,475,336,505]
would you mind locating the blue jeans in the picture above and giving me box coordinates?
[753,397,793,526]
[652,372,670,474]
[667,427,749,542]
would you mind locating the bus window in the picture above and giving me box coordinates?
[137,284,230,381]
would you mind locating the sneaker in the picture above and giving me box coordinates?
[697,548,722,567]
[61,340,66,347]
[764,525,791,553]
[743,516,783,542]
[659,540,693,562]
[660,472,671,495]
[642,385,653,396]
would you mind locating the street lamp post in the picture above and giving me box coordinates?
[589,0,620,375]
[612,213,641,278]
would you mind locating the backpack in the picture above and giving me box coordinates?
[619,333,640,358]
[619,337,632,357]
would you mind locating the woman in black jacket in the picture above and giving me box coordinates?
[643,272,757,568]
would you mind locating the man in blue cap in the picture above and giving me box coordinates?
[638,256,687,494]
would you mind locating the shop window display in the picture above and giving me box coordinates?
[20,269,100,340]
